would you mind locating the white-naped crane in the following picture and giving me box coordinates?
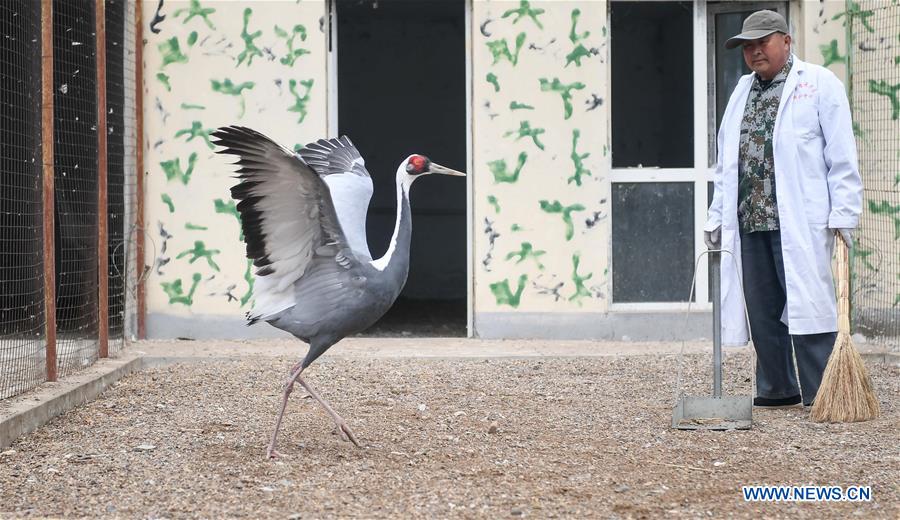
[211,126,465,458]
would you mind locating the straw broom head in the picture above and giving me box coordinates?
[809,235,880,423]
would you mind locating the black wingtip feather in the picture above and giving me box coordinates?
[253,256,272,267]
[215,125,334,285]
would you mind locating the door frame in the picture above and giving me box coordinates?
[324,0,474,336]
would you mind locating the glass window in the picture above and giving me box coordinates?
[612,183,695,302]
[713,12,750,140]
[611,1,693,168]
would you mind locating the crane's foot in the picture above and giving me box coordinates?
[332,419,360,447]
[266,446,283,460]
[296,373,362,448]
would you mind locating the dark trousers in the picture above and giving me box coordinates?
[740,230,835,405]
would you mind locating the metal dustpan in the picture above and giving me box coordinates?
[672,250,752,430]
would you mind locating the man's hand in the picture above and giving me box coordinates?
[704,227,721,250]
[834,228,853,247]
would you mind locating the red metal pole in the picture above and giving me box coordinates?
[96,0,109,357]
[41,0,57,382]
[135,0,146,340]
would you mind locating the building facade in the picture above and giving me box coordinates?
[142,0,859,340]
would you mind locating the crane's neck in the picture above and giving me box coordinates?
[370,174,412,282]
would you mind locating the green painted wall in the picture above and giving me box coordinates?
[472,1,610,315]
[142,0,327,333]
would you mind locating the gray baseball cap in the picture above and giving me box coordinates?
[725,10,789,49]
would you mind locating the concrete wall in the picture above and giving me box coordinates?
[471,1,610,338]
[791,0,850,82]
[142,0,326,338]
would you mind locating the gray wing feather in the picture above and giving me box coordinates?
[212,126,360,321]
[298,136,371,179]
[276,259,369,333]
[298,136,374,259]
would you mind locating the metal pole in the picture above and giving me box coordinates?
[41,0,57,382]
[135,0,146,339]
[711,250,722,397]
[96,0,109,358]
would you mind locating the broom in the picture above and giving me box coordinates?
[809,234,880,422]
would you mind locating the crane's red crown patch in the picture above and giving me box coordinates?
[407,155,429,174]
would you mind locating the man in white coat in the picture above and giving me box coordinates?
[704,10,862,407]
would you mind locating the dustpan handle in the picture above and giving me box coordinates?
[712,250,722,397]
[674,248,755,402]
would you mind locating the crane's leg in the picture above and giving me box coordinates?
[266,362,305,459]
[295,373,360,447]
[266,362,360,459]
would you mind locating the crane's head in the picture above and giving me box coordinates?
[399,154,465,186]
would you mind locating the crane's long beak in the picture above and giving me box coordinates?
[429,163,466,176]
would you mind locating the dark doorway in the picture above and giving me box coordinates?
[336,0,466,336]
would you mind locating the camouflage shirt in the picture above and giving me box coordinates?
[737,55,793,234]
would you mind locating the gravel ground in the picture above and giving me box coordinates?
[0,353,897,518]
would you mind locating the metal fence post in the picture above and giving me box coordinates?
[41,0,57,382]
[97,0,109,358]
[135,0,146,340]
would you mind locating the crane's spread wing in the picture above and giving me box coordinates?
[269,257,369,337]
[297,137,374,260]
[211,126,358,322]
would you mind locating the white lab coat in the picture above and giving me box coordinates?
[705,56,862,346]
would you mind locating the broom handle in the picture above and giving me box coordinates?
[837,235,851,335]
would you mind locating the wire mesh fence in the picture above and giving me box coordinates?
[105,0,138,355]
[53,0,100,378]
[0,0,140,400]
[849,1,900,351]
[0,1,46,400]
